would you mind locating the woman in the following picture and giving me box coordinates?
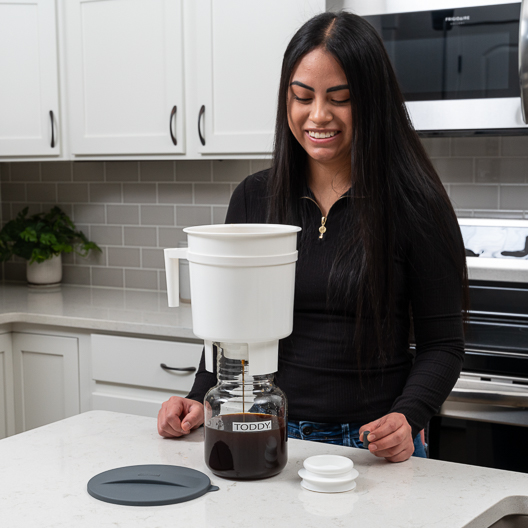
[157,11,468,463]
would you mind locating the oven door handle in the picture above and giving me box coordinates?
[520,0,528,123]
[448,388,528,408]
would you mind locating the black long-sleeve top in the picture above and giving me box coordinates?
[187,170,465,437]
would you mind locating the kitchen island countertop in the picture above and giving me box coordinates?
[1,410,527,528]
[0,283,194,339]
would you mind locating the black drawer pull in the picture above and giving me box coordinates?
[169,105,177,145]
[160,363,196,373]
[49,110,55,148]
[198,104,205,146]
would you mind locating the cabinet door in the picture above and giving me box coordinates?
[192,0,325,154]
[0,0,60,157]
[12,333,79,433]
[0,333,15,439]
[64,0,185,155]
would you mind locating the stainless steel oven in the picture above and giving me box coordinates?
[342,0,528,135]
[429,219,528,473]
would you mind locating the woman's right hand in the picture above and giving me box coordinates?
[157,396,204,438]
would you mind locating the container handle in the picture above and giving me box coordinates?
[164,247,188,307]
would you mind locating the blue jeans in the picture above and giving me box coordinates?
[288,420,428,458]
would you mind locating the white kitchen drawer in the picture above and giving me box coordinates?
[91,334,202,393]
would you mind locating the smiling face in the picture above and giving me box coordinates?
[287,47,353,174]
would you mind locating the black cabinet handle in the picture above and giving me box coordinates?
[160,363,196,373]
[198,105,205,146]
[49,110,55,148]
[169,105,177,145]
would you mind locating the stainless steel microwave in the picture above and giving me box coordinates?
[342,0,528,135]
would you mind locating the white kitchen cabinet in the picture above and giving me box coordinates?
[12,332,79,434]
[0,333,15,439]
[91,334,202,418]
[63,0,185,156]
[190,0,325,155]
[0,0,61,158]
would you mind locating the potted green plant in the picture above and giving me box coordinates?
[0,206,101,287]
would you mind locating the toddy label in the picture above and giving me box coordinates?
[232,420,272,432]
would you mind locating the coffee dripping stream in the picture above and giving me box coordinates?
[163,223,301,480]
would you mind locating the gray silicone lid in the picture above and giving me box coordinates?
[87,464,219,506]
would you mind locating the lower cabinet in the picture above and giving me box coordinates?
[0,333,15,439]
[91,334,203,418]
[0,326,202,436]
[12,332,80,434]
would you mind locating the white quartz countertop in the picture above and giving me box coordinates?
[1,411,527,528]
[0,283,195,339]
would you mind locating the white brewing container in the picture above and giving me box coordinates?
[164,224,301,375]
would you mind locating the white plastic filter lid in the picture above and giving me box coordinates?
[303,455,354,476]
[299,455,358,493]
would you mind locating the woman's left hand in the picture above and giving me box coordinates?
[359,412,414,462]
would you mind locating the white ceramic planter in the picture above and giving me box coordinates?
[26,254,62,287]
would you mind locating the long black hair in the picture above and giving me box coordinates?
[267,11,469,368]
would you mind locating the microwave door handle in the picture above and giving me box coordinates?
[520,0,528,124]
[448,388,528,408]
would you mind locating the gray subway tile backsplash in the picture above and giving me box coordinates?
[501,137,528,157]
[125,268,158,290]
[73,204,105,224]
[1,183,26,202]
[142,248,165,269]
[158,227,186,248]
[250,159,272,174]
[107,204,140,225]
[451,137,500,157]
[90,225,123,246]
[108,247,141,268]
[123,183,157,204]
[41,161,72,182]
[432,158,474,183]
[421,137,451,158]
[124,226,158,247]
[92,267,124,288]
[140,161,175,182]
[90,183,122,203]
[106,161,139,182]
[213,205,228,224]
[62,264,91,285]
[2,136,528,290]
[450,184,499,210]
[176,205,212,226]
[499,185,528,210]
[194,183,231,204]
[212,160,250,182]
[176,160,211,182]
[140,205,175,226]
[10,162,39,182]
[157,183,192,204]
[73,161,105,182]
[58,183,89,203]
[27,183,57,203]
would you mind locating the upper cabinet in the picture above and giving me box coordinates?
[0,0,61,158]
[2,0,325,160]
[64,0,185,156]
[191,0,325,155]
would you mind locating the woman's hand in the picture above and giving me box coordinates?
[359,412,414,462]
[157,396,204,438]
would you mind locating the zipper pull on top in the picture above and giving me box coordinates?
[319,217,327,239]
